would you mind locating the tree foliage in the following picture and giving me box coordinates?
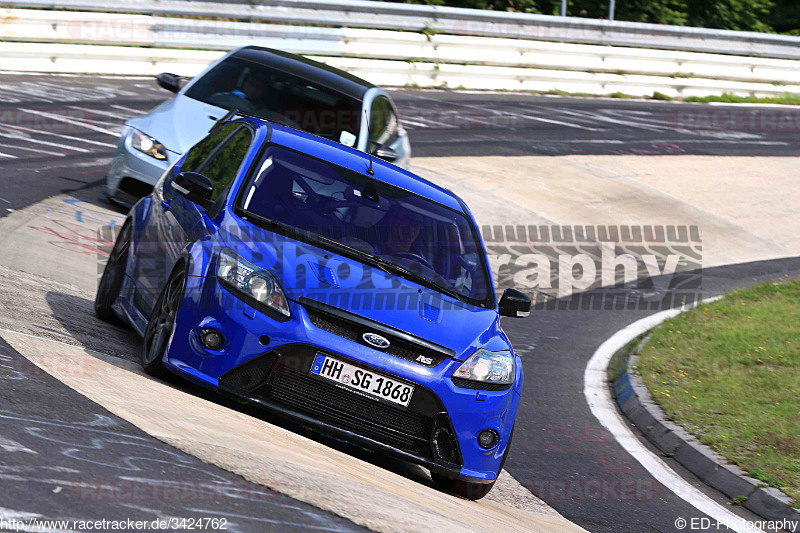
[686,0,774,32]
[383,0,798,33]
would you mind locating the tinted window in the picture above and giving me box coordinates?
[239,146,491,304]
[181,123,240,174]
[185,57,362,146]
[201,127,253,200]
[369,96,398,146]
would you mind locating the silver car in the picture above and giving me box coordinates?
[107,46,411,206]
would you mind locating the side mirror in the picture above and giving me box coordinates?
[156,72,183,93]
[375,146,399,162]
[367,140,399,162]
[499,288,532,318]
[172,172,214,210]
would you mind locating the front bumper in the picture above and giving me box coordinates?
[107,127,176,206]
[217,343,463,479]
[163,274,519,483]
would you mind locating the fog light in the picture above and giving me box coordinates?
[477,429,499,449]
[199,328,224,350]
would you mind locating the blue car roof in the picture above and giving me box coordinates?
[239,117,466,214]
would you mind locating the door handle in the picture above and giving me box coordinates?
[160,200,171,211]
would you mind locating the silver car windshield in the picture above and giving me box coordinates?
[239,146,493,305]
[185,57,363,147]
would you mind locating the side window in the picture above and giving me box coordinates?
[368,96,398,146]
[200,126,253,200]
[180,123,240,174]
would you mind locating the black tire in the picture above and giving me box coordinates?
[431,427,514,501]
[94,220,131,324]
[141,265,186,379]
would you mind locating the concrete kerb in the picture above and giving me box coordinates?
[610,306,800,531]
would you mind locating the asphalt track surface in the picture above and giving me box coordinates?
[1,73,799,216]
[0,73,798,532]
[0,334,365,532]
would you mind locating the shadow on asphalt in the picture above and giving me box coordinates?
[45,292,141,362]
[44,291,438,495]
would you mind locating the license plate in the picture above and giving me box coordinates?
[309,354,415,408]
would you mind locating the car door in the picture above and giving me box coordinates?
[139,123,254,315]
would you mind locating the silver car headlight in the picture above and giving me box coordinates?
[131,129,168,161]
[217,248,290,318]
[453,349,514,385]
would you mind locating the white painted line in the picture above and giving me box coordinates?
[0,507,39,521]
[110,104,148,115]
[501,109,603,131]
[0,142,65,157]
[409,93,602,131]
[401,117,430,128]
[0,197,10,203]
[68,105,135,122]
[18,108,118,137]
[0,151,18,159]
[0,131,91,153]
[0,123,116,148]
[556,108,670,132]
[0,435,37,454]
[583,302,764,533]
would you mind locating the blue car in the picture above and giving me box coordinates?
[95,116,531,500]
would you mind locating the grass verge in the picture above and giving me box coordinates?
[637,276,800,507]
[685,91,800,105]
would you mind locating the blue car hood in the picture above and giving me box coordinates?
[221,226,501,361]
[127,94,224,155]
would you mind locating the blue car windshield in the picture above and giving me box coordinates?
[238,146,492,304]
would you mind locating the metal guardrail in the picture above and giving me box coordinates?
[5,9,800,86]
[2,40,798,100]
[4,0,800,60]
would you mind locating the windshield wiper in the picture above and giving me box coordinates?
[239,210,467,303]
[298,232,467,302]
[368,255,467,303]
[240,210,386,267]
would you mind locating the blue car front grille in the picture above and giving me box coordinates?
[270,364,430,454]
[219,344,462,466]
[300,298,453,368]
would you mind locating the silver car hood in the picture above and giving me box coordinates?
[126,95,225,155]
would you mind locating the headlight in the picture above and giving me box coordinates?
[453,349,514,385]
[131,129,167,160]
[217,248,290,318]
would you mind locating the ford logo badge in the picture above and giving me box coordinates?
[362,332,390,349]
